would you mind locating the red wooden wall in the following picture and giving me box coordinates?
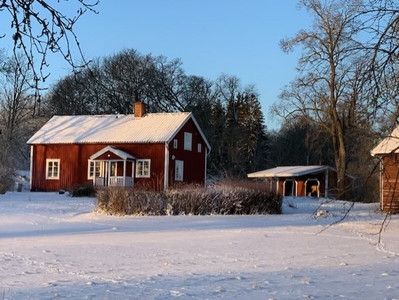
[168,118,208,187]
[380,155,399,213]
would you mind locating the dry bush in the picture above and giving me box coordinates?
[165,187,210,215]
[128,190,167,215]
[96,187,131,215]
[206,184,282,215]
[96,187,167,215]
[95,180,282,216]
[0,167,16,194]
[69,184,97,197]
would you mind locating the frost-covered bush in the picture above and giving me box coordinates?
[96,187,167,216]
[96,187,130,215]
[165,184,282,215]
[69,184,97,197]
[95,181,282,216]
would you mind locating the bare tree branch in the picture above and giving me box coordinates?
[0,0,99,89]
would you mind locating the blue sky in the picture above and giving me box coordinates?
[0,1,311,129]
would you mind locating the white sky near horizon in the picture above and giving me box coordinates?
[0,1,312,129]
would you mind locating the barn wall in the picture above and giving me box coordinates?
[168,118,208,187]
[380,156,399,213]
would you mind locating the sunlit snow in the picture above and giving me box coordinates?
[1,190,398,299]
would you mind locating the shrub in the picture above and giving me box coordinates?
[0,167,16,194]
[96,187,167,215]
[69,184,97,197]
[95,181,282,216]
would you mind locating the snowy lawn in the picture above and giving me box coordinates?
[0,192,398,299]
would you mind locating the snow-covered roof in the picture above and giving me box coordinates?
[27,113,210,149]
[371,127,399,156]
[247,165,332,178]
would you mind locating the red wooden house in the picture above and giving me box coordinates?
[27,102,211,191]
[371,127,399,213]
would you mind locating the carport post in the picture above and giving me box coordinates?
[325,169,329,198]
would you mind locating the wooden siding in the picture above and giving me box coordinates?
[31,143,167,191]
[380,156,399,213]
[168,118,208,187]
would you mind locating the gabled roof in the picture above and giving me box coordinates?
[90,146,136,161]
[371,127,399,156]
[27,112,211,150]
[247,165,333,178]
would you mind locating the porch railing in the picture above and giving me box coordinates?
[94,176,133,187]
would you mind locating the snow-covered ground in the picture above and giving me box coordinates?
[0,191,398,300]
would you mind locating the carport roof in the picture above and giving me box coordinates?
[247,165,332,178]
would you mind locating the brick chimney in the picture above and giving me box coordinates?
[133,90,146,117]
[134,101,146,118]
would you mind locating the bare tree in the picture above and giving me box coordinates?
[358,1,399,132]
[272,0,374,199]
[101,49,153,113]
[0,0,99,88]
[0,53,41,169]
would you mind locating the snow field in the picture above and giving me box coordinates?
[0,192,398,299]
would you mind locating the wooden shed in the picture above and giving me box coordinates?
[247,165,353,199]
[27,102,211,192]
[371,128,399,213]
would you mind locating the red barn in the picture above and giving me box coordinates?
[371,128,399,213]
[27,102,211,191]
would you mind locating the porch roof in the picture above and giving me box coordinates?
[247,165,332,178]
[90,146,136,161]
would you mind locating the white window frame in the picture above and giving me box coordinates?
[46,159,60,180]
[197,143,202,153]
[88,160,103,179]
[136,159,151,178]
[110,161,117,177]
[173,139,178,149]
[175,160,184,181]
[184,132,192,151]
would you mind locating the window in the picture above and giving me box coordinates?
[110,161,117,177]
[46,159,60,180]
[175,160,184,181]
[88,160,103,179]
[197,143,202,153]
[173,139,178,149]
[184,132,192,151]
[136,159,151,178]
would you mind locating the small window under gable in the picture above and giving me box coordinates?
[136,159,151,178]
[46,159,60,180]
[175,160,184,181]
[184,132,192,151]
[173,139,178,149]
[197,143,202,153]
